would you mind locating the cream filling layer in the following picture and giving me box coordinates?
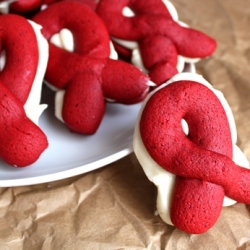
[0,0,16,14]
[133,72,249,225]
[24,20,49,125]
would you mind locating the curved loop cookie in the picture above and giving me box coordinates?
[134,73,250,234]
[0,14,48,167]
[33,1,150,134]
[97,0,216,85]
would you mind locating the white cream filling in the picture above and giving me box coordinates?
[0,50,6,71]
[24,21,49,125]
[131,48,186,74]
[133,72,249,225]
[122,6,135,17]
[48,28,121,122]
[112,0,200,73]
[41,4,48,10]
[0,20,48,125]
[54,90,65,123]
[162,0,178,21]
[50,29,74,52]
[0,0,16,14]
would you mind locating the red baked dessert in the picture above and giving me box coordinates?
[0,0,40,14]
[96,0,216,85]
[0,14,48,167]
[0,0,97,15]
[32,1,150,134]
[133,72,250,234]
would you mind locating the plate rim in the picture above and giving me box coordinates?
[0,146,133,187]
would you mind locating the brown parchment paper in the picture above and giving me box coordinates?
[1,0,250,249]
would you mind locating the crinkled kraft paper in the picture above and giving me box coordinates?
[1,0,250,249]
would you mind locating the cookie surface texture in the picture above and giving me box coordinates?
[137,77,250,234]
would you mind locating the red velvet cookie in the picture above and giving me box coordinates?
[0,0,43,14]
[96,0,216,85]
[134,73,250,234]
[0,14,48,167]
[0,0,98,16]
[32,1,150,134]
[0,14,39,103]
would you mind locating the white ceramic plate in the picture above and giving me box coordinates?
[0,85,142,187]
[0,63,194,187]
